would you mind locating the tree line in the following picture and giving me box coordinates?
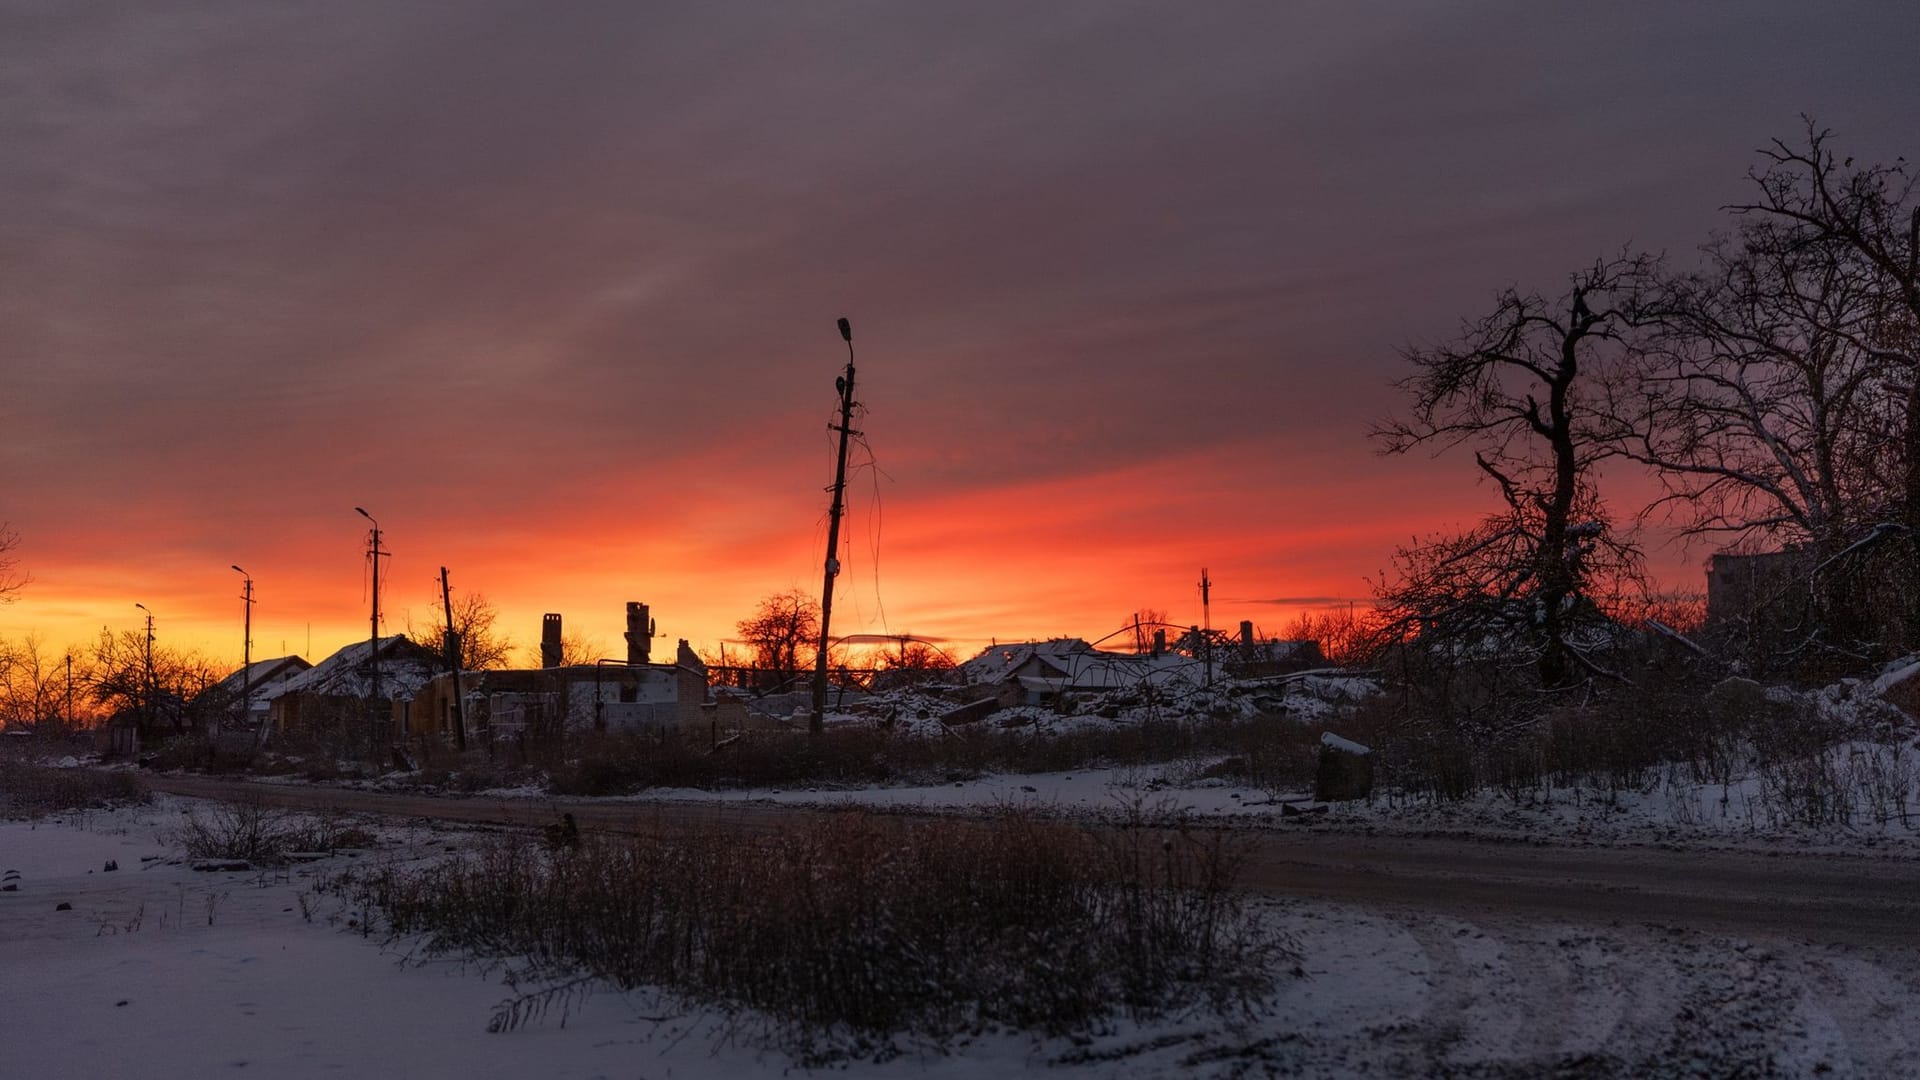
[715,588,953,693]
[0,523,590,732]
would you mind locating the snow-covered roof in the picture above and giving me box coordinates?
[1012,650,1203,694]
[959,639,1095,684]
[268,636,439,701]
[214,656,310,701]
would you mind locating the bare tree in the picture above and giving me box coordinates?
[0,638,18,728]
[1375,257,1651,687]
[1117,608,1171,653]
[408,592,515,671]
[874,637,956,682]
[1615,124,1920,662]
[556,629,607,667]
[1279,607,1381,667]
[735,590,820,691]
[88,628,222,735]
[0,523,26,602]
[1719,123,1920,655]
[1621,229,1894,550]
[1729,122,1919,528]
[0,634,94,731]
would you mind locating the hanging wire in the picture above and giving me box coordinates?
[853,427,892,637]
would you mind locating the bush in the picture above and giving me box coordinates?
[172,802,374,864]
[1355,657,1892,808]
[327,806,1286,1057]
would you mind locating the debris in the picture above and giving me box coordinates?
[939,698,1000,726]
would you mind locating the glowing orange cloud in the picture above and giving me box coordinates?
[3,426,1525,672]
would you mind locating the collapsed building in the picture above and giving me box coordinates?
[399,602,752,743]
[960,624,1325,709]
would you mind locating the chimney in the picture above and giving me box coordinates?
[1240,620,1255,648]
[1151,628,1166,657]
[676,638,704,672]
[625,602,655,666]
[541,613,562,669]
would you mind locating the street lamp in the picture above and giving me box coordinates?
[232,566,254,731]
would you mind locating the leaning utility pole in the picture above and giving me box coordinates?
[440,566,467,751]
[810,316,858,735]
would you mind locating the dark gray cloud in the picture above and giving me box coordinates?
[1239,597,1368,608]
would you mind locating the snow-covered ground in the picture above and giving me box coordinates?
[5,799,1919,1078]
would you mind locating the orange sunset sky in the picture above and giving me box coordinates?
[6,3,1919,670]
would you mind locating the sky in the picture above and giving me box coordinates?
[4,0,1919,669]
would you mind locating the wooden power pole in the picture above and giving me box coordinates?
[441,566,467,750]
[232,565,254,735]
[1199,566,1213,687]
[356,508,386,755]
[810,316,858,735]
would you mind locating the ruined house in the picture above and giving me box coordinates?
[264,635,440,739]
[398,606,744,743]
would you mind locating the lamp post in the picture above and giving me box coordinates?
[355,507,386,756]
[232,566,254,732]
[134,602,156,733]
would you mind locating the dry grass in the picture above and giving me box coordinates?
[1358,663,1920,829]
[172,801,377,865]
[547,718,1329,797]
[326,805,1286,1058]
[0,761,147,819]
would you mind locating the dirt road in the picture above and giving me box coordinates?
[146,773,1920,948]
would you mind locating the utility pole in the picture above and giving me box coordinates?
[810,316,858,735]
[356,508,386,755]
[134,603,156,732]
[232,566,253,732]
[64,653,72,729]
[1198,567,1213,688]
[440,566,467,751]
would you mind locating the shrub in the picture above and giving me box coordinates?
[327,807,1286,1057]
[546,717,1335,797]
[172,802,374,864]
[0,762,148,819]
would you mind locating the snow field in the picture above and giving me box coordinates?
[5,800,1920,1078]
